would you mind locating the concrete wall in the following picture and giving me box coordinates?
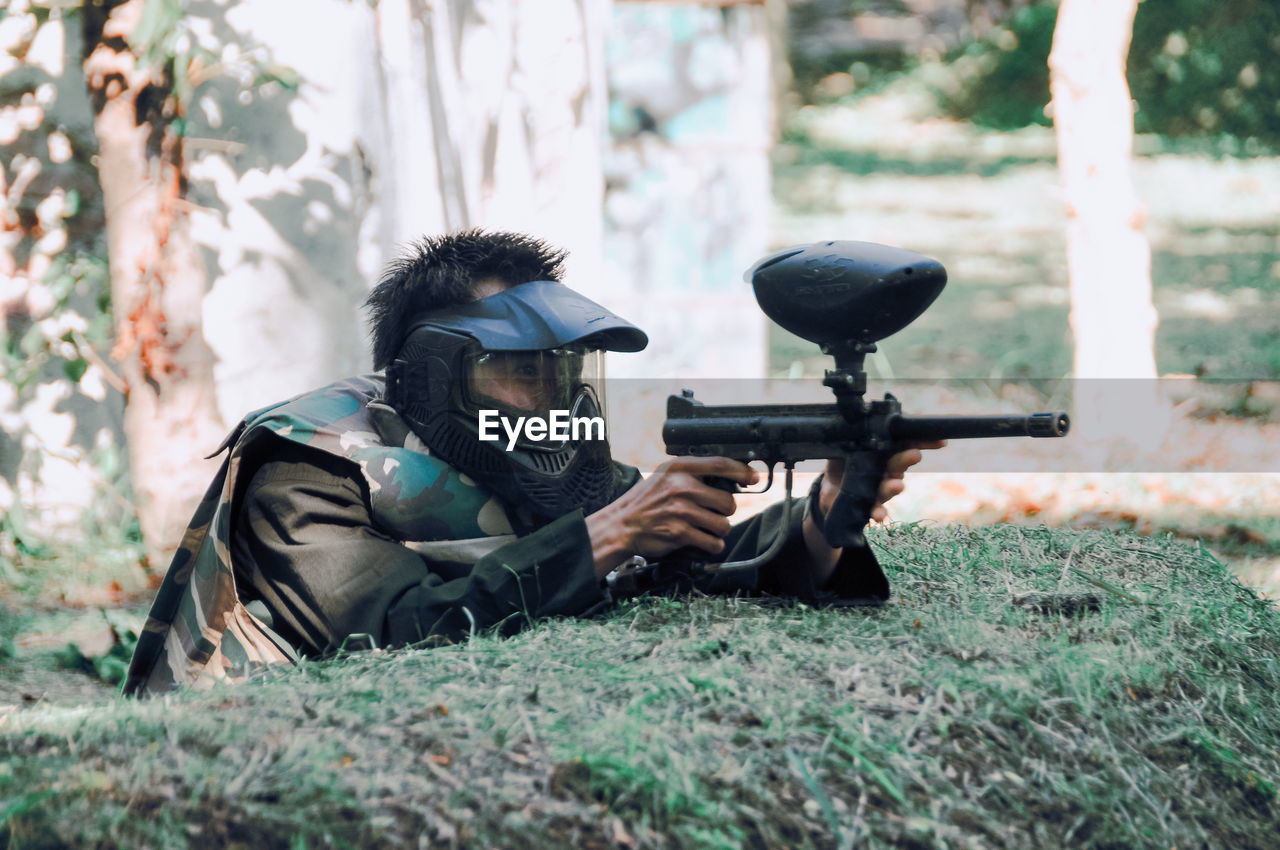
[603,1,774,379]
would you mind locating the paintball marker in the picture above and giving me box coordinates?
[661,240,1069,573]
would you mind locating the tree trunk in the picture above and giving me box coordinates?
[1048,0,1163,450]
[82,0,224,562]
[377,0,609,289]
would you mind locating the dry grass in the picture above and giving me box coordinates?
[3,524,1278,848]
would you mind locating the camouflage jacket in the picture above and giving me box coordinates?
[122,374,531,696]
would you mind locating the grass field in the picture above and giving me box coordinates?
[3,526,1278,848]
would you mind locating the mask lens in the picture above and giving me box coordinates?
[465,347,605,427]
[468,351,564,414]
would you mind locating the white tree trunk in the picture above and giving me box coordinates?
[11,0,612,557]
[1048,0,1163,451]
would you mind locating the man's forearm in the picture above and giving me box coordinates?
[385,510,607,645]
[802,512,841,588]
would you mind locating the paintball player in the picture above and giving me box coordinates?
[124,230,935,695]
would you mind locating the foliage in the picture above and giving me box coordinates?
[0,528,148,631]
[1,253,112,394]
[787,0,917,99]
[789,0,1280,144]
[1,525,1278,848]
[1126,0,1280,141]
[1,2,131,555]
[125,0,299,124]
[0,605,18,664]
[927,2,1059,130]
[929,0,1280,142]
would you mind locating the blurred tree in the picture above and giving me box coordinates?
[420,0,609,286]
[191,0,609,414]
[1048,0,1163,446]
[1126,0,1280,141]
[601,0,776,380]
[938,2,1059,128]
[2,0,125,550]
[79,0,225,559]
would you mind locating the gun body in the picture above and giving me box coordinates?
[664,394,1068,463]
[652,239,1071,573]
[664,392,1069,552]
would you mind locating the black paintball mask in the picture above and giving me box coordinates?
[385,281,648,521]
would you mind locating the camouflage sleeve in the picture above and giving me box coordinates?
[233,444,608,654]
[384,509,606,645]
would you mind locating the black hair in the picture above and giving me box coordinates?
[364,229,568,370]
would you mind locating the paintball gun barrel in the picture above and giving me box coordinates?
[665,396,1068,456]
[662,240,1070,565]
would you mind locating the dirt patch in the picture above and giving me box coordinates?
[0,658,116,709]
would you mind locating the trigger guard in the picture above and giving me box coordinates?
[738,462,773,495]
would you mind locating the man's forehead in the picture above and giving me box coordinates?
[471,276,510,299]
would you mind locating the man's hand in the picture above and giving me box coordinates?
[802,441,946,586]
[584,457,757,578]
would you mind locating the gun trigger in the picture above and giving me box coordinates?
[738,464,772,495]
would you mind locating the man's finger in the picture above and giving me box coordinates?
[885,448,924,476]
[685,486,738,517]
[675,525,728,555]
[907,440,947,450]
[666,456,759,485]
[877,478,905,504]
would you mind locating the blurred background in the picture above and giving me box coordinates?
[2,0,1278,608]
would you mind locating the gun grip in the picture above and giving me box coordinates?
[819,451,890,549]
[703,475,741,494]
[661,474,742,569]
